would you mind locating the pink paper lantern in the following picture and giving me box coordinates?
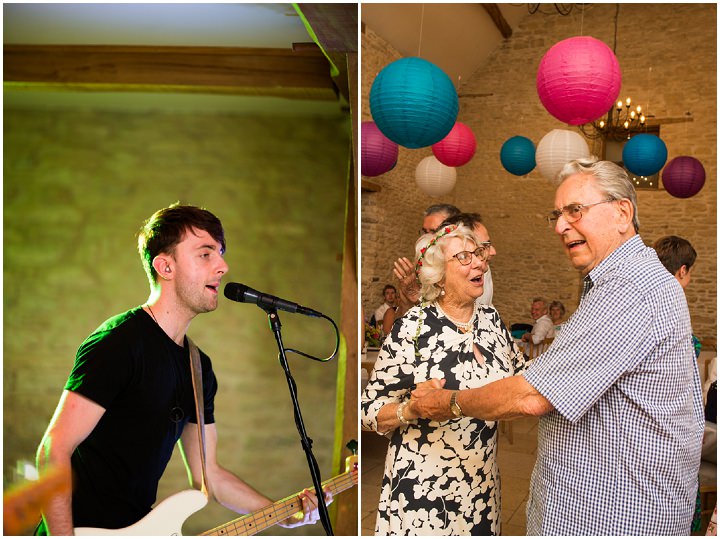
[662,156,706,198]
[361,121,399,177]
[432,122,477,167]
[537,36,622,125]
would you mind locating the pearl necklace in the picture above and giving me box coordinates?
[434,302,475,332]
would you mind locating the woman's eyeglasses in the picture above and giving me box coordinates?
[451,243,491,265]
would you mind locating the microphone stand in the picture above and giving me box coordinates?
[262,307,333,536]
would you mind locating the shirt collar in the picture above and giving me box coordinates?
[584,234,644,290]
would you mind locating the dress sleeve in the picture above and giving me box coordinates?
[360,312,420,433]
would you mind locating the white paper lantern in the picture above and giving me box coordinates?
[535,129,590,182]
[415,156,457,196]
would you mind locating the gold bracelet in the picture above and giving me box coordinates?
[396,401,411,425]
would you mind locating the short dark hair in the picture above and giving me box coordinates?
[138,203,225,284]
[440,212,483,229]
[382,284,397,294]
[653,235,697,275]
[424,204,461,219]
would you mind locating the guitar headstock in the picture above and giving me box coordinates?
[344,439,358,484]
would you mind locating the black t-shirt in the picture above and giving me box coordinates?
[56,307,217,531]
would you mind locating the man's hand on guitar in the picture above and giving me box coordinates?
[278,487,333,528]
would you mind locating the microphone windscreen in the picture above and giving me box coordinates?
[224,282,249,302]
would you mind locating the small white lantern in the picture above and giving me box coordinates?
[535,129,590,182]
[415,156,457,196]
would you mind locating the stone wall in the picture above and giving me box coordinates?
[361,3,716,342]
[4,109,350,535]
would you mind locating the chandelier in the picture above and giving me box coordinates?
[578,96,648,141]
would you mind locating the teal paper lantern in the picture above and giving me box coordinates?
[370,57,459,149]
[622,134,668,176]
[500,136,536,176]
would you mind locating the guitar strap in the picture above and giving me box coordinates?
[187,337,209,497]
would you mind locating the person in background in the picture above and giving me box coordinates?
[410,158,704,535]
[521,298,554,343]
[548,300,566,336]
[653,235,701,358]
[420,203,462,236]
[361,223,526,535]
[653,235,697,290]
[653,235,713,533]
[372,284,397,329]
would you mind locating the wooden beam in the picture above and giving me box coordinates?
[296,4,358,53]
[361,179,382,192]
[4,44,338,100]
[331,51,358,537]
[481,4,512,39]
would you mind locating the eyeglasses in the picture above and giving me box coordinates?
[450,245,490,265]
[547,199,614,227]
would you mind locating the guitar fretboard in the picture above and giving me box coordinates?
[200,470,356,536]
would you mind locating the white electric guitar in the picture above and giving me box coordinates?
[75,448,358,536]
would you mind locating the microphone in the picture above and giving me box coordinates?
[224,282,322,317]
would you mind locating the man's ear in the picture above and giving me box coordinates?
[677,265,688,280]
[615,199,634,234]
[152,255,173,280]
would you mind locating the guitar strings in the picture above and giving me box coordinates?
[200,471,356,536]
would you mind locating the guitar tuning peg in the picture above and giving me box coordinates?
[345,439,358,455]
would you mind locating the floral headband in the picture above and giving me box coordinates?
[415,225,459,280]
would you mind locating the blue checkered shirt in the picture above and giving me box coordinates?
[523,235,704,535]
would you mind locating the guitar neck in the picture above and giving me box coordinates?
[200,470,356,536]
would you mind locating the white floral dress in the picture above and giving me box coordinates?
[361,303,527,536]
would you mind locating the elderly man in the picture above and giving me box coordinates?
[410,158,704,535]
[521,297,554,343]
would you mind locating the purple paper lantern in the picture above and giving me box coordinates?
[361,121,399,177]
[537,36,622,125]
[432,122,477,167]
[662,156,706,198]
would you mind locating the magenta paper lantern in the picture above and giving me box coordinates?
[362,121,399,177]
[432,122,477,167]
[537,36,622,125]
[662,156,706,198]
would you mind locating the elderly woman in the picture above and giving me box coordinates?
[548,300,566,336]
[361,224,527,535]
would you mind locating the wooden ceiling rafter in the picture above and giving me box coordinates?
[3,44,339,100]
[481,4,513,39]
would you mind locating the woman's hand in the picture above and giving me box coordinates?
[393,257,420,305]
[410,383,455,421]
[401,379,446,422]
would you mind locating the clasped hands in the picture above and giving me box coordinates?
[405,378,457,422]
